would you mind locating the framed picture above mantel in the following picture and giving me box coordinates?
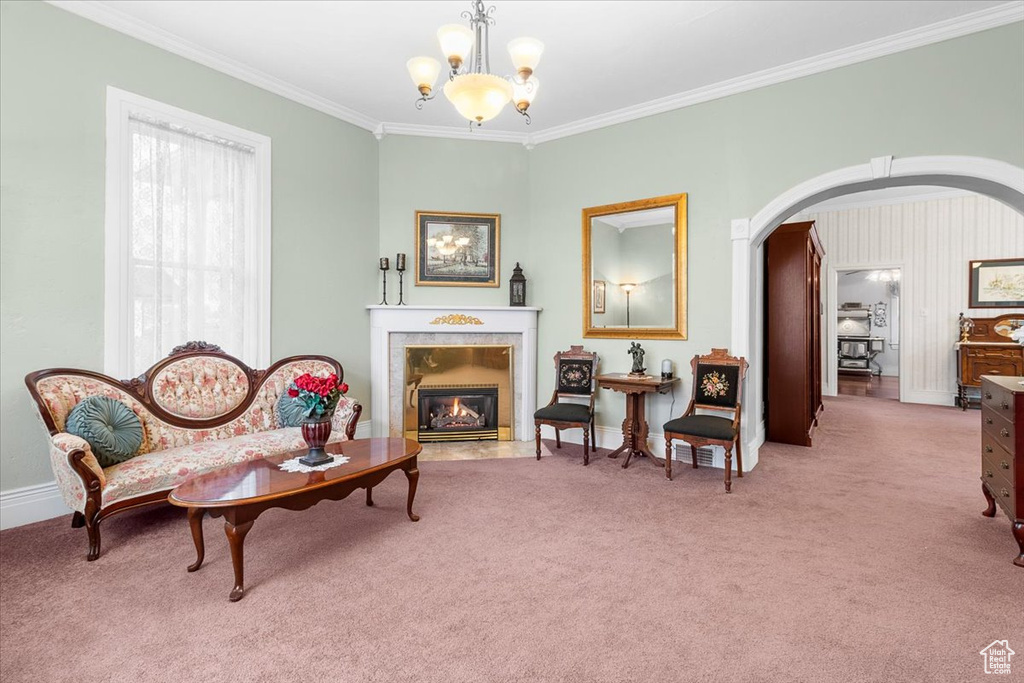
[969,258,1024,308]
[416,211,500,287]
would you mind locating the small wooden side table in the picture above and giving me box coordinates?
[596,373,680,469]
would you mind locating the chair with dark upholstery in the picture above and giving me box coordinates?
[534,345,599,465]
[663,348,748,493]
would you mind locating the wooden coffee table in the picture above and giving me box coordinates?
[168,437,421,601]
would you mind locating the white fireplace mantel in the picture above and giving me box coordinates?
[367,305,542,441]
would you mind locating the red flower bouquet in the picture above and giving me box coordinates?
[287,373,348,421]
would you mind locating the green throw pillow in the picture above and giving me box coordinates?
[276,393,308,428]
[65,396,144,468]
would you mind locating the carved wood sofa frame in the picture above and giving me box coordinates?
[25,342,362,561]
[663,348,748,493]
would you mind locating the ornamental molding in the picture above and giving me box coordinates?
[46,1,1023,147]
[429,314,485,326]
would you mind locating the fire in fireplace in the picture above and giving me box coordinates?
[418,387,498,442]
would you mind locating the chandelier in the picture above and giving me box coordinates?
[406,1,543,126]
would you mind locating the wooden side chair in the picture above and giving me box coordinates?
[534,345,599,465]
[663,348,748,493]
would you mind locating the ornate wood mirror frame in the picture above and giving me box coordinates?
[582,193,687,339]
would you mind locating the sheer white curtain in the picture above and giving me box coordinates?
[128,116,257,374]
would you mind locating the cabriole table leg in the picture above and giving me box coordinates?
[224,518,254,602]
[404,458,420,522]
[186,507,206,572]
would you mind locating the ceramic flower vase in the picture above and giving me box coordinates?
[299,416,334,466]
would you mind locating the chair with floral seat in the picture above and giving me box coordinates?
[534,345,599,465]
[663,348,748,493]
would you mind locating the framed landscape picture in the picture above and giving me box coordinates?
[969,258,1024,308]
[593,280,606,314]
[416,211,500,287]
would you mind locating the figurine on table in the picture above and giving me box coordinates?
[628,342,646,376]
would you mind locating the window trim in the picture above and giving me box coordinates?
[104,86,271,377]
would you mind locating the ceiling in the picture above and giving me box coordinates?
[50,1,1022,143]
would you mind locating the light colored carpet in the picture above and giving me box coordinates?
[1,395,1021,682]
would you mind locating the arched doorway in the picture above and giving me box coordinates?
[730,155,1024,470]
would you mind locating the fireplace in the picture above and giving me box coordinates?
[417,387,499,442]
[404,344,513,441]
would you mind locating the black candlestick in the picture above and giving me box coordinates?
[394,253,407,305]
[379,259,390,306]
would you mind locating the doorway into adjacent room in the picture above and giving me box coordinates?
[835,267,901,401]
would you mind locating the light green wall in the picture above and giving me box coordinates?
[2,0,1022,491]
[528,22,1024,434]
[378,135,530,305]
[0,1,379,490]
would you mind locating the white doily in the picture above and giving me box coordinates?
[278,454,351,473]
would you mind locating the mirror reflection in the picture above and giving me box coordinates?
[590,207,676,329]
[583,194,687,339]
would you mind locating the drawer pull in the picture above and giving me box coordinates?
[1002,402,1010,410]
[985,392,993,399]
[1001,428,1010,437]
[985,445,993,453]
[1001,488,1010,498]
[986,417,993,425]
[985,469,994,478]
[1001,461,1010,470]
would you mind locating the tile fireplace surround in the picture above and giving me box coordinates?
[368,306,541,441]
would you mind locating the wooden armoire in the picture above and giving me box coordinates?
[765,221,824,446]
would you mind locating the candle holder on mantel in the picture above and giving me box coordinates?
[378,257,390,306]
[396,253,407,305]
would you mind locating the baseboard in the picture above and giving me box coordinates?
[0,481,69,531]
[555,424,759,473]
[354,419,372,439]
[901,390,955,407]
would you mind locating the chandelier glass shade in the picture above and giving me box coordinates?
[444,73,513,123]
[406,56,443,96]
[407,1,543,126]
[437,24,475,68]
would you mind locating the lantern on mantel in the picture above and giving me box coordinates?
[510,262,527,307]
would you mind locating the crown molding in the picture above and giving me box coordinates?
[527,1,1024,145]
[47,0,1023,147]
[374,122,530,145]
[45,0,379,132]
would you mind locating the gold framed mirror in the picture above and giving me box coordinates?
[582,193,687,339]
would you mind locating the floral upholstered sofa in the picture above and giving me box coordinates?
[25,342,361,561]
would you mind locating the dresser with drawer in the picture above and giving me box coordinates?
[979,375,1024,567]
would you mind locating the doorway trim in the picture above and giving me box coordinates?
[731,155,1024,471]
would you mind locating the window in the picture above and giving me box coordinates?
[105,88,270,377]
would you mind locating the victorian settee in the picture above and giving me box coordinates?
[25,342,361,561]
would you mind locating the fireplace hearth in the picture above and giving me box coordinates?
[418,387,498,442]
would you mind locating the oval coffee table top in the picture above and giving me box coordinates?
[168,437,421,508]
